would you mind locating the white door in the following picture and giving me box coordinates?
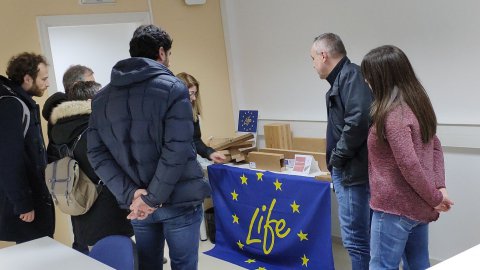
[37,12,151,94]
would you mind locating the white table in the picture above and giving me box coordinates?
[0,237,113,270]
[428,243,480,269]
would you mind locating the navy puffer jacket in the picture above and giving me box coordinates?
[87,57,209,209]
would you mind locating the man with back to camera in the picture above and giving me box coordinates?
[43,65,95,163]
[87,24,209,270]
[42,64,96,253]
[310,33,373,270]
[0,52,55,243]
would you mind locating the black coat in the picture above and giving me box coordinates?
[49,100,133,246]
[42,91,67,163]
[325,58,373,186]
[193,119,215,159]
[88,57,210,209]
[0,75,55,242]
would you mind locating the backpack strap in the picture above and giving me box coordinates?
[67,128,89,157]
[0,95,30,137]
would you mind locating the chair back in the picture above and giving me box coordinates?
[89,235,137,270]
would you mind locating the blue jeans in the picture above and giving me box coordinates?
[370,211,430,270]
[131,204,203,270]
[332,167,371,270]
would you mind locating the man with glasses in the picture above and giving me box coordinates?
[310,33,373,270]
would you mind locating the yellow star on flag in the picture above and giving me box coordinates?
[245,259,256,264]
[256,267,267,270]
[256,172,264,181]
[232,214,239,224]
[290,201,300,213]
[237,240,244,250]
[297,231,308,241]
[240,174,248,185]
[301,254,309,267]
[231,190,239,201]
[273,179,282,191]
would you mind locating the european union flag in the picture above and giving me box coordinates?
[238,110,258,132]
[205,164,334,270]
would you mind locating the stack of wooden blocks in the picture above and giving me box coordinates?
[248,123,328,173]
[263,123,293,150]
[210,133,256,163]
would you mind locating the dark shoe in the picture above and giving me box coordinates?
[163,257,168,264]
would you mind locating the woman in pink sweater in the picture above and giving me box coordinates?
[361,45,454,270]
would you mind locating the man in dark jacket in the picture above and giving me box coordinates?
[87,25,209,270]
[310,34,373,270]
[0,52,55,243]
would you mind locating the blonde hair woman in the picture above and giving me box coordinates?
[177,72,226,163]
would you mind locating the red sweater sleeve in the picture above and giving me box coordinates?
[384,109,443,208]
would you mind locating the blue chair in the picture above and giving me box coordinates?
[88,235,137,270]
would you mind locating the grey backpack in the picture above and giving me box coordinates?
[45,129,99,216]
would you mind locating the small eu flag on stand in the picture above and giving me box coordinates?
[237,110,258,132]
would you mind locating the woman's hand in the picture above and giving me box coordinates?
[210,151,227,163]
[434,188,454,212]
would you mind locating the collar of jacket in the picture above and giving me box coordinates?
[326,56,348,86]
[50,100,91,125]
[0,75,36,108]
[110,57,173,87]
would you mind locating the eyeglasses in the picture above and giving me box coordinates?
[189,91,197,97]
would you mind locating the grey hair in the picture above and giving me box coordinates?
[313,33,347,58]
[62,65,93,92]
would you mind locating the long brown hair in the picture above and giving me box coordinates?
[176,72,202,122]
[361,45,437,143]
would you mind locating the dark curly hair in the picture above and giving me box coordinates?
[67,80,101,101]
[6,52,48,85]
[129,25,172,60]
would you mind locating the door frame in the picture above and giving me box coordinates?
[37,12,151,95]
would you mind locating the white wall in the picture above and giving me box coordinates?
[222,0,480,125]
[222,0,480,261]
[429,147,480,260]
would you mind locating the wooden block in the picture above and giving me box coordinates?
[292,137,326,153]
[239,147,257,154]
[263,123,293,150]
[232,153,246,162]
[259,148,328,172]
[218,150,230,156]
[247,151,285,172]
[207,137,230,147]
[229,140,254,149]
[223,155,232,163]
[212,133,254,151]
[229,148,242,157]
